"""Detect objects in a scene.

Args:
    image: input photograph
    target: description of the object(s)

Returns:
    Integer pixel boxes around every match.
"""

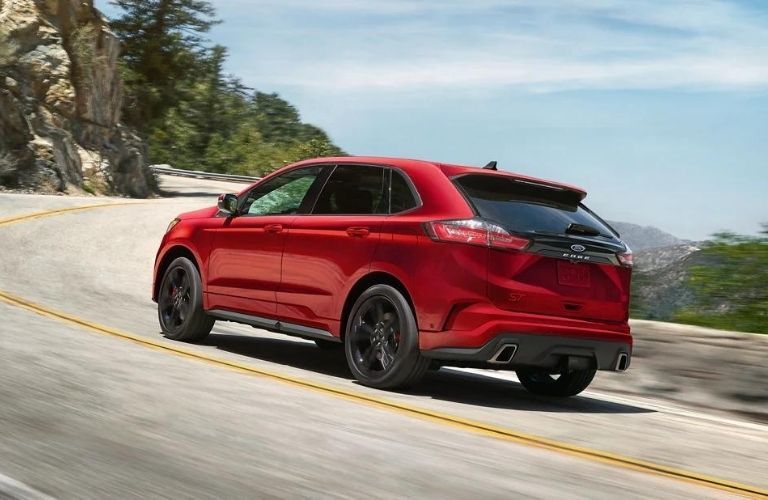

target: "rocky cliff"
[0,0,154,196]
[631,244,702,320]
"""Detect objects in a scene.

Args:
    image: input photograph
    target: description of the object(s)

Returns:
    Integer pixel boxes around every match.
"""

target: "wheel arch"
[339,271,417,339]
[153,245,202,301]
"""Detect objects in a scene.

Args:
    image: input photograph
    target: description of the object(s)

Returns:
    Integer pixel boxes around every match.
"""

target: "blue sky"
[98,0,768,240]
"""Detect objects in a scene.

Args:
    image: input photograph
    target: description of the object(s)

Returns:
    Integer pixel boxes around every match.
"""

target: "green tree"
[675,225,768,333]
[110,0,218,127]
[251,92,304,144]
[285,138,344,162]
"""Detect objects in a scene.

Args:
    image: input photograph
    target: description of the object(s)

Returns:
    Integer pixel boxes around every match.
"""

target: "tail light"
[424,219,530,251]
[617,250,633,267]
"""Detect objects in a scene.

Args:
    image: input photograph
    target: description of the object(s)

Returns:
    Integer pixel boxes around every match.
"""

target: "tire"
[344,284,429,390]
[157,257,214,342]
[315,339,343,350]
[516,367,596,397]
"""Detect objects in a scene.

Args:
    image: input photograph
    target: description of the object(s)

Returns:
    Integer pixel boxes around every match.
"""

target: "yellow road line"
[0,202,135,227]
[0,290,764,498]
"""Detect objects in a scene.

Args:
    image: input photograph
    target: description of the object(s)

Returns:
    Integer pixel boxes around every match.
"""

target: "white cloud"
[219,0,768,92]
[268,52,768,91]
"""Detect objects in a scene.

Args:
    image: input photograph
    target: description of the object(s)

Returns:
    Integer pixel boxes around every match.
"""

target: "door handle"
[346,227,370,237]
[264,224,283,234]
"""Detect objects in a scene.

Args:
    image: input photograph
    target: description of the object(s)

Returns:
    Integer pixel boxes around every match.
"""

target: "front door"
[207,165,328,317]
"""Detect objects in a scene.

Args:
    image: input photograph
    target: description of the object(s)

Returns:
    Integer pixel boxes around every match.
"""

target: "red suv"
[154,157,633,396]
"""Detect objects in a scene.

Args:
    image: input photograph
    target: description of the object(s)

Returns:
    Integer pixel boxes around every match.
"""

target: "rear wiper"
[566,223,601,236]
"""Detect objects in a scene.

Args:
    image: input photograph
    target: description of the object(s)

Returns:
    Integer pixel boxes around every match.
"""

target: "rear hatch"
[454,174,632,323]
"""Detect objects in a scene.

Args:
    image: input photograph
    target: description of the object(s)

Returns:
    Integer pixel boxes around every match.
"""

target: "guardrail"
[150,165,260,183]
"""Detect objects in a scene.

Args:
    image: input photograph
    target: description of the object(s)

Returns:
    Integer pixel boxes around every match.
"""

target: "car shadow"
[204,333,352,379]
[204,333,654,415]
[415,369,653,414]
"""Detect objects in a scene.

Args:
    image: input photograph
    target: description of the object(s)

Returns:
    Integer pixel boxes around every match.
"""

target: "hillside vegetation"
[674,229,768,334]
[109,0,344,177]
[631,228,768,334]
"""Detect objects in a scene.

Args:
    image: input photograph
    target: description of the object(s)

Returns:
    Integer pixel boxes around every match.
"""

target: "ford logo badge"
[570,244,586,253]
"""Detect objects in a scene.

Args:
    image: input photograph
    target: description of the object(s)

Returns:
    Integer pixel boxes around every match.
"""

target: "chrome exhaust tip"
[489,343,518,364]
[615,352,630,372]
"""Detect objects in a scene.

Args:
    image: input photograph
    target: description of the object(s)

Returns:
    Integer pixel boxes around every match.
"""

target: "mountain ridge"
[607,220,687,251]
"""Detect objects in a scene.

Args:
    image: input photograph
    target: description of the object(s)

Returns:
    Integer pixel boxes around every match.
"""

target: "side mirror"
[218,193,239,216]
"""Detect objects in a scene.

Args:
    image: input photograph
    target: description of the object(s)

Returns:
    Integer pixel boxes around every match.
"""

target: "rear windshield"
[454,174,617,239]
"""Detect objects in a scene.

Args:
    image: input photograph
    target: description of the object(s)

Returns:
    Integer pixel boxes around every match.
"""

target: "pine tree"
[110,0,219,128]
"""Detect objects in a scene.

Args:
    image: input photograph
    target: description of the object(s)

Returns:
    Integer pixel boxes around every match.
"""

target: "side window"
[313,165,387,215]
[241,166,324,216]
[389,170,418,213]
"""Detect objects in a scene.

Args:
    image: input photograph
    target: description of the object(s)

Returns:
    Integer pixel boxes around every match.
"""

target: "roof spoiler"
[464,160,587,200]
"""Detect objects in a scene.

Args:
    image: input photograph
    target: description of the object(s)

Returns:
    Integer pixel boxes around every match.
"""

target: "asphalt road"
[0,175,765,499]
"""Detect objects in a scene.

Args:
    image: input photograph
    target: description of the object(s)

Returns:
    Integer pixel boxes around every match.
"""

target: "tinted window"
[241,166,323,216]
[313,165,386,215]
[390,171,418,213]
[454,174,617,238]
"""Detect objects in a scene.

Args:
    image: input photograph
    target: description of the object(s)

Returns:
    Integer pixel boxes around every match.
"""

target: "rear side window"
[389,171,418,213]
[454,174,616,238]
[313,165,387,215]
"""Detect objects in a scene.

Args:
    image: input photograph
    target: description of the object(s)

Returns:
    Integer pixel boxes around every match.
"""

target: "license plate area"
[557,261,591,288]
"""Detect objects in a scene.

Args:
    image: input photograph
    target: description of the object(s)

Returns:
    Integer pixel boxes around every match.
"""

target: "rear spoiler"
[510,177,587,201]
[473,160,587,200]
[463,171,587,201]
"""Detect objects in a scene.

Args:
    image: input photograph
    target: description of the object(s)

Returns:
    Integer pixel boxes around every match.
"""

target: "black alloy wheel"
[345,284,429,390]
[350,296,401,374]
[158,257,214,342]
[159,266,191,329]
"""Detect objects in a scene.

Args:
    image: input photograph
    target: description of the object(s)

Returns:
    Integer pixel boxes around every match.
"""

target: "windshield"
[454,174,617,239]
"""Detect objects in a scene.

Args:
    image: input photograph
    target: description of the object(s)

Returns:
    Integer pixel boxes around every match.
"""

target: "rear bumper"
[418,303,631,371]
[422,333,631,371]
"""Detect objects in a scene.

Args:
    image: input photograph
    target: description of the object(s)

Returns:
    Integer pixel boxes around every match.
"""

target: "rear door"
[277,164,388,330]
[454,174,632,323]
[207,165,328,317]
